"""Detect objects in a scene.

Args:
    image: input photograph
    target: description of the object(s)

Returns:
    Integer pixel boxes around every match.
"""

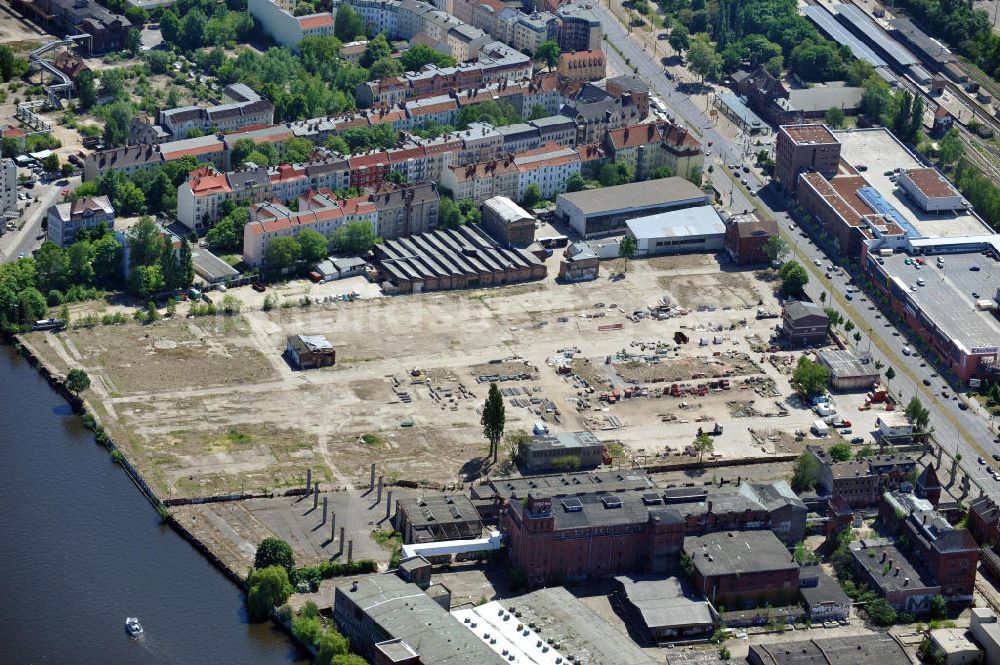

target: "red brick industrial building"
[498,472,806,585]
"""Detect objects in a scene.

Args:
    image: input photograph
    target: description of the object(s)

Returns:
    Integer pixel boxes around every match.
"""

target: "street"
[594,3,1000,497]
[0,176,75,264]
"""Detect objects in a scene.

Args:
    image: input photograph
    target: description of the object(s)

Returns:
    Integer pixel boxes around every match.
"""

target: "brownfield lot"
[24,253,886,499]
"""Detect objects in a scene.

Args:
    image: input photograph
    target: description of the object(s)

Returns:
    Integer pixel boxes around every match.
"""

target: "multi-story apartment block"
[604,120,703,180]
[158,84,274,140]
[46,196,115,247]
[499,123,542,154]
[367,180,440,239]
[248,0,335,50]
[177,166,272,231]
[243,190,377,266]
[441,156,519,203]
[511,11,558,53]
[0,158,16,216]
[515,141,581,201]
[558,48,606,81]
[555,3,602,52]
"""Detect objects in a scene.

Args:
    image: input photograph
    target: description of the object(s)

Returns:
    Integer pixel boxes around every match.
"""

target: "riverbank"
[0,343,309,664]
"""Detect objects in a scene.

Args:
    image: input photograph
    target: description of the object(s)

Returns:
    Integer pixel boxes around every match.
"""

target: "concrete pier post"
[370,463,376,489]
[306,468,312,493]
[377,475,384,504]
[385,490,394,521]
[348,540,353,563]
[339,527,345,554]
[313,485,319,509]
[322,496,328,525]
[331,512,337,541]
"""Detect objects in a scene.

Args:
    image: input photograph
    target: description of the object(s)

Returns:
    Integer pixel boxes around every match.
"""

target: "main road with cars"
[594,3,1000,496]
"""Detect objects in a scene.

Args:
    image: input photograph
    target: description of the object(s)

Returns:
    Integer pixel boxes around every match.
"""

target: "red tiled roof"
[348,152,391,169]
[190,173,232,197]
[271,164,306,183]
[559,49,605,64]
[299,13,334,29]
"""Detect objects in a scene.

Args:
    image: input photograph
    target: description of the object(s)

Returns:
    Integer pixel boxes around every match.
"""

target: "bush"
[291,615,323,646]
[255,537,295,571]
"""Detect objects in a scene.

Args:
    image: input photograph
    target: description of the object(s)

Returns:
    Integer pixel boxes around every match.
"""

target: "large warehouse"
[624,206,725,256]
[374,225,546,293]
[555,178,708,238]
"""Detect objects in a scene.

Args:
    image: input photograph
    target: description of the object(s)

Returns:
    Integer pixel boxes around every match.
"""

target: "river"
[0,345,309,665]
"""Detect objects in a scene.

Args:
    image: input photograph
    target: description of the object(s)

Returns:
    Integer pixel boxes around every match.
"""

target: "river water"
[0,346,308,665]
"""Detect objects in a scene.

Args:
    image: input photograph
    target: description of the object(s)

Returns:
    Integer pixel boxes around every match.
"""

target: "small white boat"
[125,617,144,637]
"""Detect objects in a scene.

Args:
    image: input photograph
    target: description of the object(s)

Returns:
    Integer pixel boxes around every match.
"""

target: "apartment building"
[604,120,703,180]
[367,180,440,239]
[46,196,115,247]
[158,84,274,140]
[243,190,377,266]
[177,166,272,232]
[514,141,581,201]
[247,0,335,50]
[558,49,606,81]
[441,156,519,203]
[554,3,602,52]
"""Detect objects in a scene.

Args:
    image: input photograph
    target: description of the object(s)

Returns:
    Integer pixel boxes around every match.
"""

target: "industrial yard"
[26,251,889,499]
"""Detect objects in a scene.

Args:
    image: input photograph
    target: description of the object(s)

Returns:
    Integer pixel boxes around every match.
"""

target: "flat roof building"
[190,245,240,284]
[748,634,911,665]
[724,211,778,265]
[775,123,841,191]
[285,334,335,370]
[684,530,800,606]
[453,588,657,665]
[334,574,507,665]
[393,494,483,544]
[624,206,725,257]
[520,430,604,471]
[555,178,708,238]
[816,349,879,391]
[898,167,968,212]
[781,300,828,347]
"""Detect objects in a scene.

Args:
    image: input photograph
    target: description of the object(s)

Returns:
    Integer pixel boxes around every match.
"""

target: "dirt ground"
[26,253,893,498]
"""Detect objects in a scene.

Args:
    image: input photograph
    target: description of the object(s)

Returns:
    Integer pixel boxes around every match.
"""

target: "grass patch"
[361,433,385,446]
[371,529,403,550]
[227,428,252,444]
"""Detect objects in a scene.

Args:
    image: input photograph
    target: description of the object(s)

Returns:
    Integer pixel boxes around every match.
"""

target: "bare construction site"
[25,253,886,503]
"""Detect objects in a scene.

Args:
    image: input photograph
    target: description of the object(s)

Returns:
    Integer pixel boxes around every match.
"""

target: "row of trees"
[262,221,381,270]
[70,156,200,216]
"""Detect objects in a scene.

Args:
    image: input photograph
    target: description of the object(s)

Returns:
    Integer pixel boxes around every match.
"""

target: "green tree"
[92,234,124,284]
[126,28,142,55]
[314,630,349,665]
[284,137,315,164]
[521,183,542,208]
[128,264,165,298]
[160,9,181,44]
[791,451,819,492]
[42,153,60,174]
[177,238,194,289]
[618,234,637,272]
[893,90,913,139]
[128,216,162,268]
[828,443,852,461]
[865,597,896,626]
[789,39,844,81]
[762,235,790,263]
[264,236,302,270]
[668,23,689,55]
[687,37,722,82]
[648,166,673,180]
[791,356,828,398]
[481,382,505,464]
[101,102,134,148]
[399,44,456,71]
[0,45,15,82]
[598,161,633,187]
[298,228,328,263]
[67,240,95,285]
[528,104,548,121]
[77,70,97,110]
[292,615,323,646]
[329,221,379,254]
[693,431,714,464]
[907,95,925,142]
[823,106,846,129]
[246,566,292,622]
[885,366,896,383]
[360,33,392,68]
[566,172,587,192]
[65,368,91,395]
[779,260,809,296]
[535,40,561,70]
[929,594,947,620]
[368,57,403,81]
[334,5,365,42]
[254,537,295,571]
[938,128,963,167]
